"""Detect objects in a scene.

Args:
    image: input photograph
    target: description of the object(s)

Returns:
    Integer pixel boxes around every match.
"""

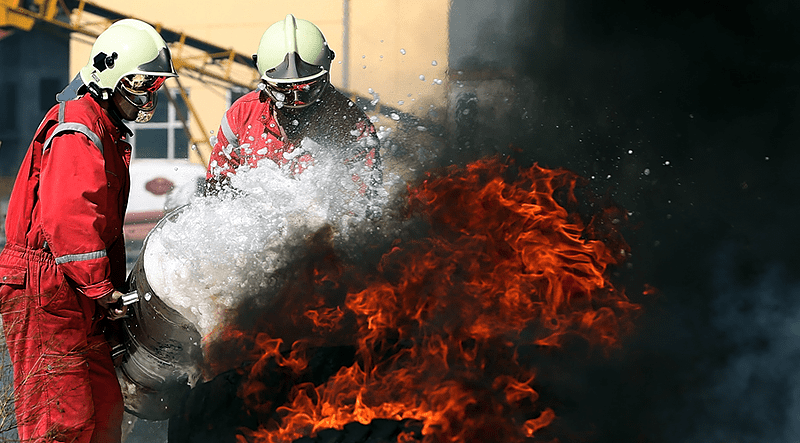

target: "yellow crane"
[0,0,260,165]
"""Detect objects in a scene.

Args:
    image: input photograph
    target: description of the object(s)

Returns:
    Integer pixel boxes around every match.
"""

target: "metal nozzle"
[111,343,127,360]
[110,291,140,311]
[120,291,140,306]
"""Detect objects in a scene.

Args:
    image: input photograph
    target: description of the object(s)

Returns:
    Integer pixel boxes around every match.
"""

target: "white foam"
[143,140,387,341]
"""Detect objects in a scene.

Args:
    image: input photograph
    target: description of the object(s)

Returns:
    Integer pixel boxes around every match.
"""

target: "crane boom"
[0,0,261,164]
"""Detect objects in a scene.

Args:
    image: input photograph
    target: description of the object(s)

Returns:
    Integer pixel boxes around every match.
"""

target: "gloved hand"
[97,290,128,320]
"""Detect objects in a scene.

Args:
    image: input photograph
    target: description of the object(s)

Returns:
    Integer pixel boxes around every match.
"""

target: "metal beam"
[1,0,259,88]
[1,0,257,168]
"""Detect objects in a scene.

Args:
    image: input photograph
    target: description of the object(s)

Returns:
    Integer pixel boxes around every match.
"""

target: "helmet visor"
[264,76,327,108]
[263,51,326,83]
[126,74,167,92]
[137,47,177,78]
[119,74,166,111]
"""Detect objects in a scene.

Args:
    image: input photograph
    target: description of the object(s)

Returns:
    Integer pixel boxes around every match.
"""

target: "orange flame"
[224,157,640,442]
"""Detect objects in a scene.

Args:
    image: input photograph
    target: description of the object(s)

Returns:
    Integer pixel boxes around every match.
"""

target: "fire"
[221,157,640,443]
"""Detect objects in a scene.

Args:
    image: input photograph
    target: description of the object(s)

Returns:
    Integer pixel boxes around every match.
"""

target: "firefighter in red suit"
[0,19,176,442]
[205,14,382,217]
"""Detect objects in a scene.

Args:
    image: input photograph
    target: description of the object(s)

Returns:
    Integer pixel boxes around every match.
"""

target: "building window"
[128,88,190,159]
[39,77,61,111]
[227,86,249,108]
[0,82,16,130]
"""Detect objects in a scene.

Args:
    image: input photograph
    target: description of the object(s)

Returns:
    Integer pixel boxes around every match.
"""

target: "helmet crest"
[254,14,335,84]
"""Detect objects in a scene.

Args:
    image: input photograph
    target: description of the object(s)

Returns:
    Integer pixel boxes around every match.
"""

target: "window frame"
[128,88,190,160]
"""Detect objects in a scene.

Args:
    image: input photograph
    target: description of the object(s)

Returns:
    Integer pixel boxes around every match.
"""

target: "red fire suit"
[0,94,129,442]
[206,85,381,199]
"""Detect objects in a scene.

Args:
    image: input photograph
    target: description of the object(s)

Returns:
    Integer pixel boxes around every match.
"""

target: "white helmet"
[80,19,177,122]
[253,14,335,108]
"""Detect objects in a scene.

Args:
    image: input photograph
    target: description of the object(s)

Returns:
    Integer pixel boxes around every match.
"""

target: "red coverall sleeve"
[206,110,242,180]
[39,132,116,299]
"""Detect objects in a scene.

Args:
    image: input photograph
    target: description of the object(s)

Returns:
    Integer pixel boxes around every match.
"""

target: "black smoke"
[471,1,800,442]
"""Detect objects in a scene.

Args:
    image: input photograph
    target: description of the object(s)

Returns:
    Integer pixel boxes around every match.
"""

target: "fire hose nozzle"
[111,291,140,310]
[110,343,126,360]
[120,291,139,306]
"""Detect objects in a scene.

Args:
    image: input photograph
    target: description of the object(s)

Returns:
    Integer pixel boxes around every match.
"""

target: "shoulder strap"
[43,102,104,154]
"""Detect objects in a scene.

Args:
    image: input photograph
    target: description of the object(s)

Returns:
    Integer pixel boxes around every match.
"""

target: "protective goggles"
[263,75,327,108]
[119,74,167,111]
